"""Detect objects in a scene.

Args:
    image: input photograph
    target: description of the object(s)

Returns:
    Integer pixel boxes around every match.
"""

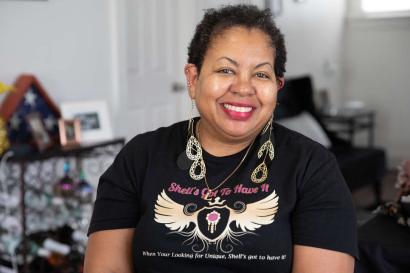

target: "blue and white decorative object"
[0,74,61,145]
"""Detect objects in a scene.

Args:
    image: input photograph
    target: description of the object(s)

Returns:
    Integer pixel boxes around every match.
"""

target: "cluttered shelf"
[6,138,125,162]
[0,138,125,273]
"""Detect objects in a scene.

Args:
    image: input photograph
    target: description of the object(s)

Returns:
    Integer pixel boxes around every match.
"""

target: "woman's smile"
[221,102,255,121]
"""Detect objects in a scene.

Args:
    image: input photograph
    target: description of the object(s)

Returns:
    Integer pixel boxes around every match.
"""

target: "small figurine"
[75,171,94,203]
[54,162,75,197]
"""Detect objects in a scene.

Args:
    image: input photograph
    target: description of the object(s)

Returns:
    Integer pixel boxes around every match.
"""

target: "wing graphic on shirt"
[154,190,198,232]
[229,190,279,231]
[154,189,279,253]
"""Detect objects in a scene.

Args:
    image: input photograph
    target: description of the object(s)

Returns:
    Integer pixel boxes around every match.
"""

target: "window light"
[362,0,410,13]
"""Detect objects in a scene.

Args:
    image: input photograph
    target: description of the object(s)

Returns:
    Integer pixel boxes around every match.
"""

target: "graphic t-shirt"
[88,119,358,273]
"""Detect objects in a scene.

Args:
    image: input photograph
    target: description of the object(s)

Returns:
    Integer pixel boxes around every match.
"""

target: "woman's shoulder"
[274,122,334,161]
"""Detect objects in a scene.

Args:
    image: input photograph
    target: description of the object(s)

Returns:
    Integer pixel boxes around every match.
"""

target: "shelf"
[7,138,125,162]
[0,138,125,272]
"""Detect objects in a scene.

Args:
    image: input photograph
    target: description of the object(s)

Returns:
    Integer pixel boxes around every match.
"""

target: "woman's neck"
[196,119,256,157]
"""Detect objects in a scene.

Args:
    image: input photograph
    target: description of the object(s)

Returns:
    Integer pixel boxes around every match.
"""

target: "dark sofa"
[275,76,386,205]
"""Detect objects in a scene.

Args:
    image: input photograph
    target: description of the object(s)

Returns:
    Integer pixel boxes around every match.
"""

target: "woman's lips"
[221,103,255,121]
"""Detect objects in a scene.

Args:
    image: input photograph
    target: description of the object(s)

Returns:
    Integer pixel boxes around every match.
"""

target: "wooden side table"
[320,110,375,147]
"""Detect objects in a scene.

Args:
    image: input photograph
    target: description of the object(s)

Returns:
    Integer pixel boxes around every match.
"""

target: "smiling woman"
[185,27,281,154]
[84,4,357,273]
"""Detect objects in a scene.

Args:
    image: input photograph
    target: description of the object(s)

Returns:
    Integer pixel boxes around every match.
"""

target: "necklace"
[196,120,256,200]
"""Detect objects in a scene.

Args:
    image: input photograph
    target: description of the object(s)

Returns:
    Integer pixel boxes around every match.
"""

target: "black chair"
[275,75,386,205]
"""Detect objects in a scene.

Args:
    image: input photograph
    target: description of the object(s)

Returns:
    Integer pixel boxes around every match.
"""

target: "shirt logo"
[154,190,279,253]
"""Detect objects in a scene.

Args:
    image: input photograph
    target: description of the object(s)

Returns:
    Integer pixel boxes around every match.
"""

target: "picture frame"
[60,100,113,143]
[58,118,81,148]
[26,112,53,151]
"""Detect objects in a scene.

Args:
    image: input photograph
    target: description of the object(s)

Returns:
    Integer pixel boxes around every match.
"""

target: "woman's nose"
[231,76,255,96]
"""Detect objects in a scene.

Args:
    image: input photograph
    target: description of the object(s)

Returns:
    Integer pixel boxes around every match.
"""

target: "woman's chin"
[219,125,259,141]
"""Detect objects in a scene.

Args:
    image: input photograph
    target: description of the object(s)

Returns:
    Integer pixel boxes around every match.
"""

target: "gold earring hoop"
[187,100,194,136]
[186,100,206,181]
[251,116,274,184]
[185,67,191,87]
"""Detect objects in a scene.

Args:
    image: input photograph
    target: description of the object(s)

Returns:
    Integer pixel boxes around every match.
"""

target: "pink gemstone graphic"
[207,211,220,222]
[206,210,221,234]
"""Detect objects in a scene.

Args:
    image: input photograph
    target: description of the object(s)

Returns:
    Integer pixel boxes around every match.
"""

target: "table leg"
[348,119,355,146]
[368,116,375,147]
[19,161,28,273]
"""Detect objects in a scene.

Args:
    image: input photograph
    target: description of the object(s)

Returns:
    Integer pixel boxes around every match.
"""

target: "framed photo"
[58,119,81,148]
[60,100,113,143]
[26,112,53,151]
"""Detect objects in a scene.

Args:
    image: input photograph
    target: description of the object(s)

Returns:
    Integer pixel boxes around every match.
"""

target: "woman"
[84,5,357,273]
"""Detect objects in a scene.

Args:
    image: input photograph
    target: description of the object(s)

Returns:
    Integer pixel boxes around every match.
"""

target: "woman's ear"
[184,63,198,99]
[277,77,285,91]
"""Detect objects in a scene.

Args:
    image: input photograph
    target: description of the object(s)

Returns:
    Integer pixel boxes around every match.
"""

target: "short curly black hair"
[187,4,286,77]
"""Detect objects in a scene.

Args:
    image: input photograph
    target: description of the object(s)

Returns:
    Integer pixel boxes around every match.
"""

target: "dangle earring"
[185,100,206,180]
[251,116,275,184]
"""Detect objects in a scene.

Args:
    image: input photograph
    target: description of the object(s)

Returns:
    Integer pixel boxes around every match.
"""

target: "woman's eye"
[256,72,270,79]
[218,68,234,74]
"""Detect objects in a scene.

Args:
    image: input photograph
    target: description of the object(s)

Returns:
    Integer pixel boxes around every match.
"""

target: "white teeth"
[223,103,253,113]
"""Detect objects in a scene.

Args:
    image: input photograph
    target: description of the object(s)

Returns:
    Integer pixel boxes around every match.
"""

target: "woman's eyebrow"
[217,56,238,66]
[255,62,273,70]
[217,57,273,70]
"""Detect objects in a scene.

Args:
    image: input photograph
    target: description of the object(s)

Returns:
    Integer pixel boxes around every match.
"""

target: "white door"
[119,0,262,139]
[123,0,189,137]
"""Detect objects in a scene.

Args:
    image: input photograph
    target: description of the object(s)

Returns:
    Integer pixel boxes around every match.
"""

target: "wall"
[0,0,118,186]
[343,0,410,167]
[0,0,115,113]
[274,0,346,105]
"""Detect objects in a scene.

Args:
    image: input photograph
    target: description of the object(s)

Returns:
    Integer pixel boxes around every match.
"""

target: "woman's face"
[186,26,283,143]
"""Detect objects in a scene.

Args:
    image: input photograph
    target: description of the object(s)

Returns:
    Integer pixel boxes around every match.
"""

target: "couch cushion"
[333,147,386,191]
[277,111,332,148]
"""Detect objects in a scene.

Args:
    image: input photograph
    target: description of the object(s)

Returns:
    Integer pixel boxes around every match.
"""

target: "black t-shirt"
[88,119,358,273]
